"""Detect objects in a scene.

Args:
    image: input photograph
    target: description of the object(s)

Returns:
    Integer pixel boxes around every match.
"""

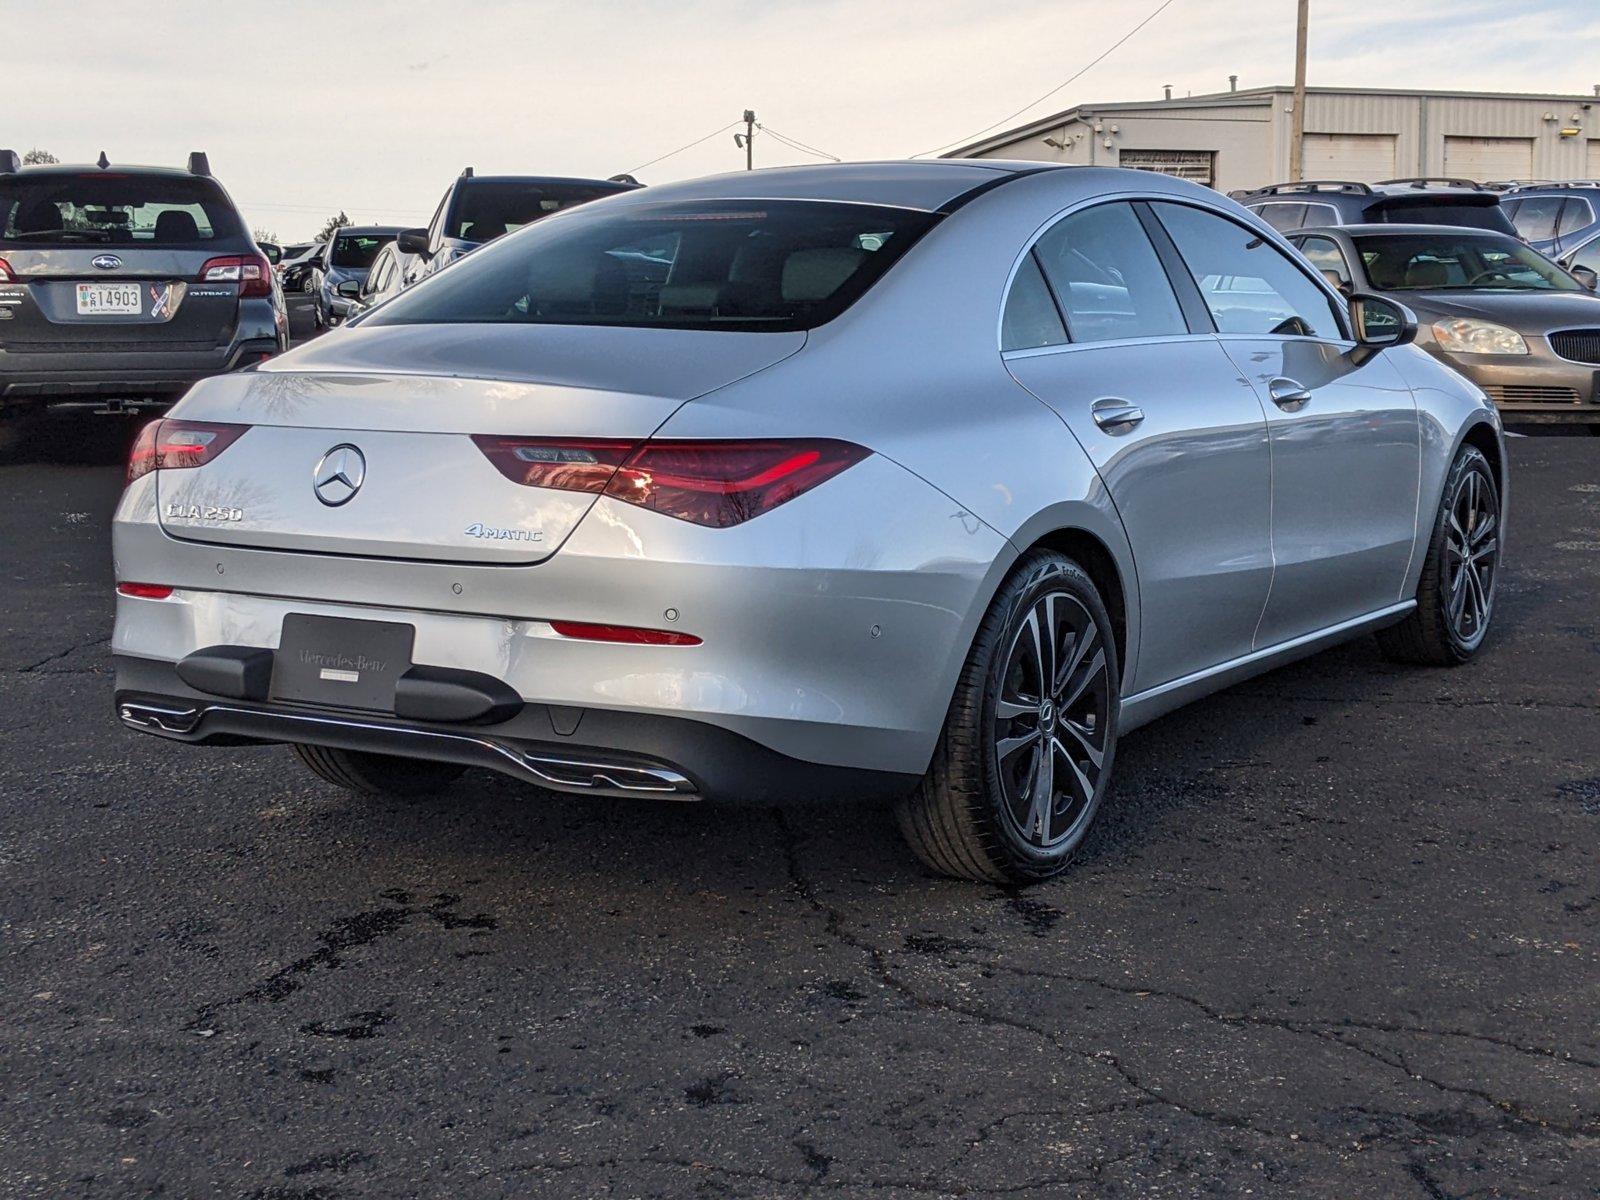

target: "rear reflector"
[117,582,174,600]
[473,437,869,528]
[197,253,272,298]
[127,418,249,484]
[549,620,702,646]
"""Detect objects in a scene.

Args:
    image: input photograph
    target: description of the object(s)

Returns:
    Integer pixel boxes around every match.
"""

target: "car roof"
[458,175,638,189]
[4,163,217,180]
[571,160,1070,213]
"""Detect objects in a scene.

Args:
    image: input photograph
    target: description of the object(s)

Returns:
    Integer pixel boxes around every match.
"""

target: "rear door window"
[1031,202,1188,343]
[1296,235,1352,288]
[1153,202,1344,339]
[367,198,938,333]
[0,172,239,245]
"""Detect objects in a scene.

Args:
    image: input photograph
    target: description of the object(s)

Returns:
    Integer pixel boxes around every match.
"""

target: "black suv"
[0,150,286,424]
[397,169,639,286]
[1238,178,1518,237]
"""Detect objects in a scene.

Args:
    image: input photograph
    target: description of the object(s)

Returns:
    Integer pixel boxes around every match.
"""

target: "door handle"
[1268,377,1313,411]
[1091,397,1145,434]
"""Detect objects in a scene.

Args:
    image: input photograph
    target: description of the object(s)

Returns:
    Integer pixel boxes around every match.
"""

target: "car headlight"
[1431,318,1529,355]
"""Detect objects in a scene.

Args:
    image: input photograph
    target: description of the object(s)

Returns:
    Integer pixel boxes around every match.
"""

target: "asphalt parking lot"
[1,433,1597,1199]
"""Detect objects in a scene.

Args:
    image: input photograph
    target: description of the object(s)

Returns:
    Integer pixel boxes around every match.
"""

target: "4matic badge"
[464,523,543,542]
[165,503,244,522]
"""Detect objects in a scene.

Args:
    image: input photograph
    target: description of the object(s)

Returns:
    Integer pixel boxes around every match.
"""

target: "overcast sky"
[9,0,1600,241]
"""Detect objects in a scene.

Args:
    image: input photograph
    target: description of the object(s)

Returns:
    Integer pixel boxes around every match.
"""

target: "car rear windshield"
[1369,198,1513,233]
[330,232,397,268]
[368,199,940,333]
[0,172,242,245]
[1353,233,1582,292]
[447,181,631,242]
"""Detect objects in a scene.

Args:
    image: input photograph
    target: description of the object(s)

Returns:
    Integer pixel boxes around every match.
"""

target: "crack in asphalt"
[186,889,497,1031]
[772,809,1600,1168]
[771,811,1338,1156]
[14,634,110,674]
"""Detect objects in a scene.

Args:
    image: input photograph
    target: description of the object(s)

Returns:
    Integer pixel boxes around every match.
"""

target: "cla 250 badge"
[165,503,245,522]
[465,522,542,542]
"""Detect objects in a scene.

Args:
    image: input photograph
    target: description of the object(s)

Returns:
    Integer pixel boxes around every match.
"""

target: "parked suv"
[1500,182,1600,258]
[0,150,286,424]
[314,226,403,326]
[397,170,639,285]
[1240,179,1518,237]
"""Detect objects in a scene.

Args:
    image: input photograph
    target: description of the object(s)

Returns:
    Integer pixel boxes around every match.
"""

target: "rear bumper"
[0,338,281,406]
[114,654,918,804]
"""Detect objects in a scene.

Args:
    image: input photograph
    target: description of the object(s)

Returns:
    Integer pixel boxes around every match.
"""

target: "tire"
[896,551,1119,884]
[1376,444,1501,666]
[292,744,465,797]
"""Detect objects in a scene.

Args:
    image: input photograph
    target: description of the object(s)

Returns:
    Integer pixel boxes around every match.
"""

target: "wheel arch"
[1458,418,1504,498]
[1019,526,1131,689]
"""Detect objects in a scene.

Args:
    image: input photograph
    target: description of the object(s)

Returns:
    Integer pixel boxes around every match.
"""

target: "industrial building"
[947,84,1600,192]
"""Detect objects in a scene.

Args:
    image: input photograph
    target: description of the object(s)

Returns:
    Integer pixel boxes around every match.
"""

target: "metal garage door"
[1589,140,1600,178]
[1119,149,1215,186]
[1443,136,1534,183]
[1302,133,1396,181]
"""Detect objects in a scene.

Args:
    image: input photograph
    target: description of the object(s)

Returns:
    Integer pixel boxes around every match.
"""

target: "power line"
[625,121,742,175]
[758,124,841,163]
[913,0,1182,158]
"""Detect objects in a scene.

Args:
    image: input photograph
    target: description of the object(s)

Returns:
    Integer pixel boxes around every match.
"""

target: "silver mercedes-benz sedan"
[112,161,1506,884]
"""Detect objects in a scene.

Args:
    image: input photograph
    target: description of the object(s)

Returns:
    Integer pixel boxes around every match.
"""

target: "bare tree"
[22,148,59,165]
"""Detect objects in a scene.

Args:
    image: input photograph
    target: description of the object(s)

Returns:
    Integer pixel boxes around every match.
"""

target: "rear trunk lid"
[0,245,238,351]
[156,323,805,565]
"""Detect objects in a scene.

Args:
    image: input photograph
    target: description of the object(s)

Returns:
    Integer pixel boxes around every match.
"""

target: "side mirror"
[1349,292,1418,347]
[336,279,362,298]
[396,228,431,258]
[1571,264,1599,292]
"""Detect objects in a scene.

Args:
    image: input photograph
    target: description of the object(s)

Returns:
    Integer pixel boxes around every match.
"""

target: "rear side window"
[1001,256,1068,351]
[1557,197,1594,239]
[1509,196,1562,241]
[1297,235,1352,287]
[367,199,938,333]
[1031,202,1187,343]
[1153,202,1343,338]
[0,172,240,245]
[1253,203,1306,233]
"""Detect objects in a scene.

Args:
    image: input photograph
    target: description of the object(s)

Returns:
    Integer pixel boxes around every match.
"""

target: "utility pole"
[1289,0,1309,181]
[734,109,757,170]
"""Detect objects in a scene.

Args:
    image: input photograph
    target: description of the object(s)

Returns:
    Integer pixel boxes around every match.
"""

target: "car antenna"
[97,151,110,170]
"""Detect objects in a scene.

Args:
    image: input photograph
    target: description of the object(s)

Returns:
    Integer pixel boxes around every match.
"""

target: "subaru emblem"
[91,254,123,271]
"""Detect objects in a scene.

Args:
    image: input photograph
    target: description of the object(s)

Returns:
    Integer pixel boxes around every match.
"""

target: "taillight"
[127,418,249,484]
[472,437,868,528]
[549,620,701,646]
[471,436,635,493]
[0,257,13,282]
[198,254,272,298]
[117,582,174,600]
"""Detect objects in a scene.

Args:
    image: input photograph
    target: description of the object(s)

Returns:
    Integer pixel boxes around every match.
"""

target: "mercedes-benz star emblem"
[312,444,366,507]
[91,254,123,271]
